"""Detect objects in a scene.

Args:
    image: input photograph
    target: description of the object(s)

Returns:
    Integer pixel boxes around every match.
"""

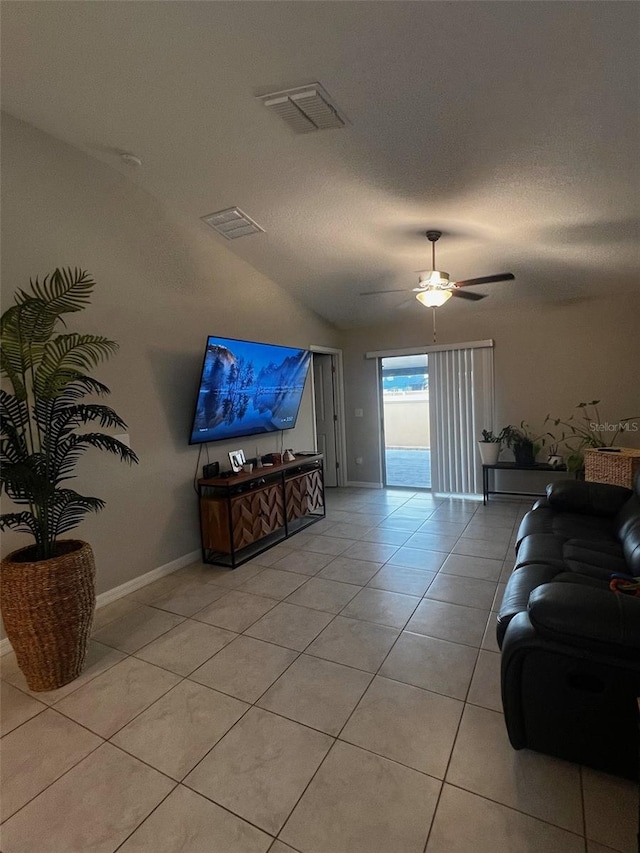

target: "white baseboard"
[0,549,201,657]
[346,481,383,489]
[433,492,483,501]
[95,549,201,609]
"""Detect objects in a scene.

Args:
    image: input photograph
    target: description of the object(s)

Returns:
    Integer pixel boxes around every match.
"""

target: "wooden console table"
[482,461,571,505]
[198,454,325,567]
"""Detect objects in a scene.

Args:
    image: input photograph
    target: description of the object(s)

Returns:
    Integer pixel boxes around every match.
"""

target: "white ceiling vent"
[257,84,347,133]
[201,207,264,240]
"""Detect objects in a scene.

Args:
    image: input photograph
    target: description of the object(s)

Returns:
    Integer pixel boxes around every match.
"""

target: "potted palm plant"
[0,268,138,691]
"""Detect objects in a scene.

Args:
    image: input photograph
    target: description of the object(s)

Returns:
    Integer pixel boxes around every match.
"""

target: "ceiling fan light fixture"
[416,289,452,308]
[419,270,450,287]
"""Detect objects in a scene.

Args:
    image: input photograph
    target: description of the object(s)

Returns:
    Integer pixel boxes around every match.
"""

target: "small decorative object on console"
[546,442,564,469]
[203,462,220,479]
[228,449,245,472]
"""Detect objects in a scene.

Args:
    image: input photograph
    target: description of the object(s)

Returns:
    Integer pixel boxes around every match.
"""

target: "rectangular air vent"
[257,83,347,134]
[201,207,264,240]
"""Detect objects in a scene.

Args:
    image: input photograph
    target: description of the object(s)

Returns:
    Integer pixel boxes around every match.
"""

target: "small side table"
[482,462,570,505]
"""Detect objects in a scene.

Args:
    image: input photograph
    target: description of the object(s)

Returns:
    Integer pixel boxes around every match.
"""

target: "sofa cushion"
[496,561,612,649]
[546,479,633,517]
[562,540,628,580]
[516,508,615,549]
[515,534,566,569]
[552,571,611,589]
[516,534,628,580]
[527,583,640,658]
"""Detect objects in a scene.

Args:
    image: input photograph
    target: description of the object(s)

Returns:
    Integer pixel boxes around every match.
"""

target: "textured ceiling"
[2,1,639,328]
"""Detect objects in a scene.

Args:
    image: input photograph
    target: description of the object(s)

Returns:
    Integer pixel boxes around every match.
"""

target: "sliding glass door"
[371,341,495,495]
[380,354,431,489]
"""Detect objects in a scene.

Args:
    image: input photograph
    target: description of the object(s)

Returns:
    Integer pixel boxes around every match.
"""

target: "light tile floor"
[1,488,638,853]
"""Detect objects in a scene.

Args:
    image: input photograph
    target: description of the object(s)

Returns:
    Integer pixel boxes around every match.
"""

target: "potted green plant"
[546,401,639,474]
[0,268,138,691]
[477,428,504,466]
[501,422,553,467]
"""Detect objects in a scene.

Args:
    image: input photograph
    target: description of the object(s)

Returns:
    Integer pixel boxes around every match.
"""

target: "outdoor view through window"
[381,354,430,488]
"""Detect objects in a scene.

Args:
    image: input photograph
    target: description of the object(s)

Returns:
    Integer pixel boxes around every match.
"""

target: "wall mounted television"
[189,335,312,444]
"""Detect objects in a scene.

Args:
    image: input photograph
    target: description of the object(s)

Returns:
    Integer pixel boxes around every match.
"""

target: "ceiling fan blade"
[454,273,515,287]
[360,288,408,296]
[451,289,486,301]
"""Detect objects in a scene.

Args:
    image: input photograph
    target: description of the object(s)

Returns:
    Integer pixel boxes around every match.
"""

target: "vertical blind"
[429,344,494,495]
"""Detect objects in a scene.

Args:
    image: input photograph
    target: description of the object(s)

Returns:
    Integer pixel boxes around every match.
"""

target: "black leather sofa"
[497,473,640,779]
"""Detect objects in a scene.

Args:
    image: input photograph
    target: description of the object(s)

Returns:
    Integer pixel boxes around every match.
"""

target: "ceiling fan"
[361,231,515,307]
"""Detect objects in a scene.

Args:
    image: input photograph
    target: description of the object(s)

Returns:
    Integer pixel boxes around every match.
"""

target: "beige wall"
[3,112,639,602]
[0,114,339,597]
[339,300,640,485]
[383,394,431,448]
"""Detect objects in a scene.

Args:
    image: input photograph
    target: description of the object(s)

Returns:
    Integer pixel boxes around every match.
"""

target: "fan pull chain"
[432,307,437,343]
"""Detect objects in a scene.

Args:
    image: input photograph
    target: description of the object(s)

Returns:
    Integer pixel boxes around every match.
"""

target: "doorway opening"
[380,354,431,489]
[312,351,340,487]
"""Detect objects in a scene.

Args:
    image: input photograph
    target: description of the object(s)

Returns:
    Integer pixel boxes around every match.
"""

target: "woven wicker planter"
[1,540,96,692]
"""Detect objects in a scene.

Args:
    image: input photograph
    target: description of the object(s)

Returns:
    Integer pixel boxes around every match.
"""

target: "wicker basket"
[584,447,640,489]
[1,540,96,691]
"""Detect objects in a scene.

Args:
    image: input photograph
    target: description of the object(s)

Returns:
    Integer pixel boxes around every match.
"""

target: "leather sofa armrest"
[496,564,559,648]
[546,479,632,517]
[527,583,640,658]
[531,497,549,510]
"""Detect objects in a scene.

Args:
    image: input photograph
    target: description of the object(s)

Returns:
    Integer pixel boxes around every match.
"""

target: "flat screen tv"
[189,335,312,444]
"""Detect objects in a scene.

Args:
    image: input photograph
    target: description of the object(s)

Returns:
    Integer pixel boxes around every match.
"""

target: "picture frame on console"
[228,449,245,473]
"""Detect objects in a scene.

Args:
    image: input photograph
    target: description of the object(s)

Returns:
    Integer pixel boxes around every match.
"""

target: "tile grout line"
[0,726,106,826]
[425,780,592,846]
[111,779,180,853]
[163,503,434,844]
[579,765,589,851]
[4,591,282,827]
[3,492,601,848]
[306,503,485,849]
[170,587,363,842]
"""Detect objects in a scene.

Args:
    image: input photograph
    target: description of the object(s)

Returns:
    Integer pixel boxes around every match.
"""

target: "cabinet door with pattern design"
[231,485,285,548]
[285,470,325,521]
